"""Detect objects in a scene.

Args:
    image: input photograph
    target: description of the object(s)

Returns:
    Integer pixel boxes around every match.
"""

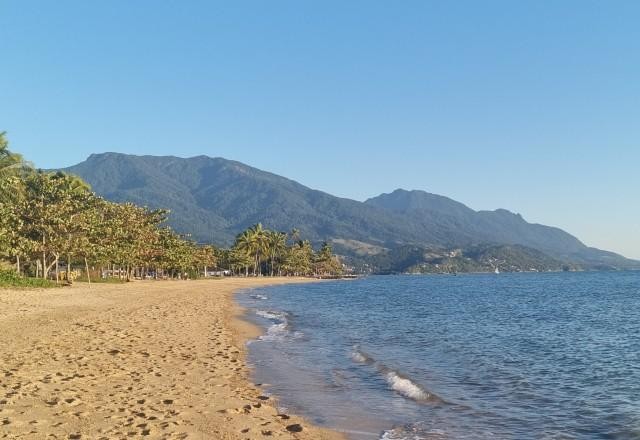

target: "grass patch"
[0,270,58,289]
[74,276,127,284]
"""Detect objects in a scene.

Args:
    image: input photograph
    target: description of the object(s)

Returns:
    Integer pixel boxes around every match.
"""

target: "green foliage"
[0,270,57,288]
[74,276,126,284]
[226,226,341,277]
[0,134,221,282]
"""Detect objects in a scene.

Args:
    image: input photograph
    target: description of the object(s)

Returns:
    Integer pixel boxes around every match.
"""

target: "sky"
[1,1,639,258]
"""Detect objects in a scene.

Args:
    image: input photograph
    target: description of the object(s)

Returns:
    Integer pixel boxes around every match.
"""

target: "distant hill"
[363,243,577,274]
[60,153,639,271]
[365,189,633,268]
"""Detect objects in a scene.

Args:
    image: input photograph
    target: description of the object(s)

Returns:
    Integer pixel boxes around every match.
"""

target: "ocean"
[237,272,640,439]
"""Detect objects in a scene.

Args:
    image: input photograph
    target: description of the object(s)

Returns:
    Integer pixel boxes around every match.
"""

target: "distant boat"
[494,267,500,274]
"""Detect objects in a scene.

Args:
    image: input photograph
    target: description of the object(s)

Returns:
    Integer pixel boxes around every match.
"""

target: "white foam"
[255,309,303,342]
[380,426,446,440]
[380,431,424,440]
[385,371,429,401]
[351,351,368,363]
[256,310,286,320]
[251,293,268,300]
[266,322,288,336]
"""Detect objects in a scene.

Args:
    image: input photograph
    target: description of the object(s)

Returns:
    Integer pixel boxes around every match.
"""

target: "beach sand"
[0,278,345,440]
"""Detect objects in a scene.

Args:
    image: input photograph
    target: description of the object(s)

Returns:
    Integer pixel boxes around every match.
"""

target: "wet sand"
[0,278,345,440]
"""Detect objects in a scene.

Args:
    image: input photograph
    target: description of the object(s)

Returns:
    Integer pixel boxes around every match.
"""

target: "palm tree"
[314,241,341,276]
[234,230,254,276]
[266,230,287,276]
[0,132,31,204]
[248,223,268,276]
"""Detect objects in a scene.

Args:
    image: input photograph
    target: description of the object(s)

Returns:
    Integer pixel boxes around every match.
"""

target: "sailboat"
[494,267,500,274]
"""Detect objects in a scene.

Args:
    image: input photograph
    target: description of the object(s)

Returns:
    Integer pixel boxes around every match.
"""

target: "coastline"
[0,278,344,440]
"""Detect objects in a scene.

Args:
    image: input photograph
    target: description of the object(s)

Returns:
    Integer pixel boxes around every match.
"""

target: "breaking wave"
[385,371,431,401]
[351,348,441,403]
[256,309,286,320]
[380,425,445,440]
[256,309,302,342]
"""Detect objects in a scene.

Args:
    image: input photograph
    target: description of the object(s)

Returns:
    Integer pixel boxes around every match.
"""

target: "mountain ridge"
[59,152,638,270]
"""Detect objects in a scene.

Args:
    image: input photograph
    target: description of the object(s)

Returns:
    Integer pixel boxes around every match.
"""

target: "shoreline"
[0,278,345,439]
[233,280,389,440]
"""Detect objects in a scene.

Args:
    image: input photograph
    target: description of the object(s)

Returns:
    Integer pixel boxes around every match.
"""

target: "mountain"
[60,153,638,270]
[365,189,632,268]
[61,153,422,247]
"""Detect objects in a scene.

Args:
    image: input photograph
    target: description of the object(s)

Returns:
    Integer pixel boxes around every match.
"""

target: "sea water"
[237,272,640,439]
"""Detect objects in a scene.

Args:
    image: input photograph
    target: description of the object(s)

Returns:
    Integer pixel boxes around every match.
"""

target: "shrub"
[0,270,57,288]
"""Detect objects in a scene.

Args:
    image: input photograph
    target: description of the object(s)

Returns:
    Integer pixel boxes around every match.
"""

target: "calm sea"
[237,272,640,439]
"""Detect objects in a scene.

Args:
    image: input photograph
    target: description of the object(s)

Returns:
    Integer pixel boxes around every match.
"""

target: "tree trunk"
[16,255,20,277]
[85,257,91,285]
[67,253,72,282]
[55,257,59,284]
[45,257,57,281]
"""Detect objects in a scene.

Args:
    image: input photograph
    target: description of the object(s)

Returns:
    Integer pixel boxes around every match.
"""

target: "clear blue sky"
[1,1,639,258]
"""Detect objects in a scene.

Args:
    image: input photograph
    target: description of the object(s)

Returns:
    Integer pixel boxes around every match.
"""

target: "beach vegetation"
[227,227,342,277]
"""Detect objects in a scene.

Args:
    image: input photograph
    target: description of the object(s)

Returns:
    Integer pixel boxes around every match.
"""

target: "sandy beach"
[0,278,345,440]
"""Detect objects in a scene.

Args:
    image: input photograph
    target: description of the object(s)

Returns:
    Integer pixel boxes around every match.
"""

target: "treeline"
[0,133,341,283]
[222,223,342,277]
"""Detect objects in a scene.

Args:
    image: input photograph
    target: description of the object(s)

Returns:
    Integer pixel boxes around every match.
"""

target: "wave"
[380,427,442,440]
[351,348,442,403]
[351,348,375,364]
[256,309,302,342]
[385,371,432,401]
[380,430,424,440]
[250,293,268,300]
[256,309,286,320]
[262,322,289,340]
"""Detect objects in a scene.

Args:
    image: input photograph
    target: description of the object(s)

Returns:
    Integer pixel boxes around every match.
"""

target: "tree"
[0,132,31,203]
[0,177,27,274]
[233,230,254,276]
[57,174,93,282]
[19,172,82,281]
[195,245,217,277]
[314,242,342,276]
[282,240,314,276]
[224,247,251,276]
[248,223,268,275]
[266,230,287,276]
